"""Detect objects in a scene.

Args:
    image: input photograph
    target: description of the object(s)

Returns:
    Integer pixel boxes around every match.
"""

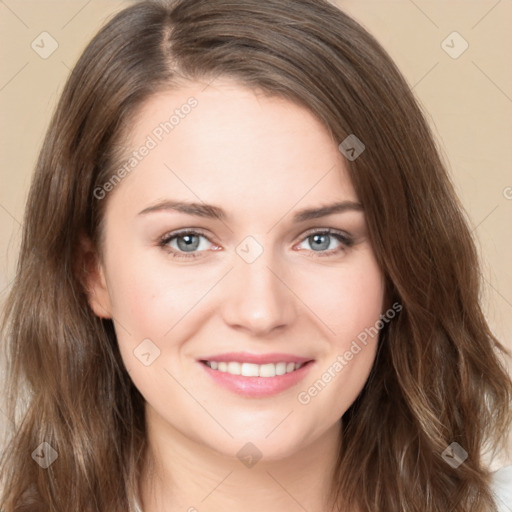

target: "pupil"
[311,234,329,251]
[177,234,199,252]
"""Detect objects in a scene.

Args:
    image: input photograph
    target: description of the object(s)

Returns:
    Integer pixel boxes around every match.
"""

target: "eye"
[295,229,354,256]
[159,229,217,259]
[159,228,354,260]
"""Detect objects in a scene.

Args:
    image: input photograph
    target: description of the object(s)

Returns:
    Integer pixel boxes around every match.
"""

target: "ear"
[77,235,113,319]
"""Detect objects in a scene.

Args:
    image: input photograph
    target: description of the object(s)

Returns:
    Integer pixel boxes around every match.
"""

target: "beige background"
[1,1,511,460]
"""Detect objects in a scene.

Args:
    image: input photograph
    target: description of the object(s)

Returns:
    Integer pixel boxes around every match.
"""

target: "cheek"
[104,250,223,375]
[293,252,384,413]
[298,340,378,423]
[334,264,384,344]
[294,251,385,343]
[105,248,212,332]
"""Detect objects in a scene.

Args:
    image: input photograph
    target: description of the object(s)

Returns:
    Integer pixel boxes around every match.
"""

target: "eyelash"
[159,228,354,260]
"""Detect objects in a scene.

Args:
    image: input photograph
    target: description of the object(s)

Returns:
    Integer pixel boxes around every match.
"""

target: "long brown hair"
[1,1,511,510]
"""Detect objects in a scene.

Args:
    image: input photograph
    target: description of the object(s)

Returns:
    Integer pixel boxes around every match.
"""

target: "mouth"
[201,360,307,377]
[197,353,315,397]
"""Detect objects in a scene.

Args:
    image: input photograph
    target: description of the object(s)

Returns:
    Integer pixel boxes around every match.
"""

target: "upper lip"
[199,352,313,365]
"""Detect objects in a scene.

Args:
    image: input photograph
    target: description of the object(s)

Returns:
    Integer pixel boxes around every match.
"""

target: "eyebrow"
[138,199,363,222]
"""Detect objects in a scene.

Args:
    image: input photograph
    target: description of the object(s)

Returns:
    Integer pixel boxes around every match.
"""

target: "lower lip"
[199,361,314,397]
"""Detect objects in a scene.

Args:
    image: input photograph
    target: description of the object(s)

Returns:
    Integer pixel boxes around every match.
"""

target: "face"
[86,79,385,461]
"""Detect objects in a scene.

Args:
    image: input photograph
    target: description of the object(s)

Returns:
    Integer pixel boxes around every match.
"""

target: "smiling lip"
[198,352,315,397]
[199,352,312,365]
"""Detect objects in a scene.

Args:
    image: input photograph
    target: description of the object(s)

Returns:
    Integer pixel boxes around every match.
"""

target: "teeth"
[259,363,275,377]
[205,360,305,377]
[227,362,241,375]
[241,362,259,377]
[275,362,287,375]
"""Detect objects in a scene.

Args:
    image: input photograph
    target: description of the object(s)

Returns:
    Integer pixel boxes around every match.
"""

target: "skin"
[84,79,385,512]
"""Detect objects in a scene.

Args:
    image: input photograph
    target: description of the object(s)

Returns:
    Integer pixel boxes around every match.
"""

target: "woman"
[1,0,511,510]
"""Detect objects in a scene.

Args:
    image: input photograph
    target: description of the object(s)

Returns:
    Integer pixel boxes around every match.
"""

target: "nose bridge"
[221,239,296,334]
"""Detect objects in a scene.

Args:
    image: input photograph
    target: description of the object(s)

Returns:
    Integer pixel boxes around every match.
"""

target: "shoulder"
[490,464,512,512]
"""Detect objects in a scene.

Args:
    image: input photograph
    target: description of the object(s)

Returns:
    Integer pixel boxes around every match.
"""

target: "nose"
[221,249,297,336]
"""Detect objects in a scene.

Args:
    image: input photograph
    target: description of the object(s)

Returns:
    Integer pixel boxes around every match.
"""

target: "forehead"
[108,79,358,217]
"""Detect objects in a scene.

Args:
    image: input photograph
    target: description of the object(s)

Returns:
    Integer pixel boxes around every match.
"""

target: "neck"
[138,404,343,512]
